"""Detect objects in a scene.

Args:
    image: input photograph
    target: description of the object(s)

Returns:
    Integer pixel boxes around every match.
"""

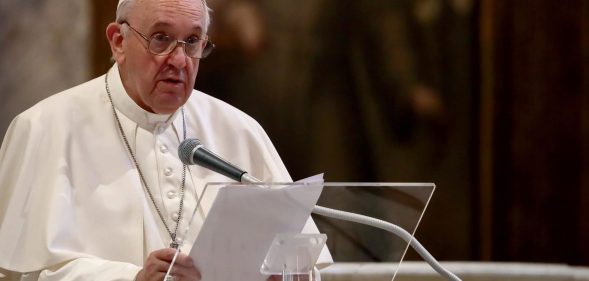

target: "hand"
[135,248,201,281]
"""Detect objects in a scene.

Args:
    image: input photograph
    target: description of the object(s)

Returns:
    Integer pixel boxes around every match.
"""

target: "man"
[0,0,330,280]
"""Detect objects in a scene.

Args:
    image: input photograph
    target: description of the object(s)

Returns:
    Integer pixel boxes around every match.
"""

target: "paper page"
[188,175,324,281]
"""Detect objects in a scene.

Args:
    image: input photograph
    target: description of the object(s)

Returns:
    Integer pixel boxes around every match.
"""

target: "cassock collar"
[107,64,180,132]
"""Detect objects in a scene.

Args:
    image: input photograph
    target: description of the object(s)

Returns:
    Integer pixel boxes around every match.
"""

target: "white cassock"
[0,65,331,280]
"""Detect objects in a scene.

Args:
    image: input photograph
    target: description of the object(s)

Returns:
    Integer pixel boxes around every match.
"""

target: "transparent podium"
[184,181,435,281]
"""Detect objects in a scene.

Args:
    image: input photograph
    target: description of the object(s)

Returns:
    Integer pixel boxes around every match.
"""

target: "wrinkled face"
[114,0,207,114]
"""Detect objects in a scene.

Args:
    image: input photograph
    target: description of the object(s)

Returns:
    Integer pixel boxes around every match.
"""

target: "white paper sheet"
[188,175,324,281]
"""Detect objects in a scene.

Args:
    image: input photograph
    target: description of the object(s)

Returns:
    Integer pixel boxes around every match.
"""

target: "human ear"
[106,22,125,64]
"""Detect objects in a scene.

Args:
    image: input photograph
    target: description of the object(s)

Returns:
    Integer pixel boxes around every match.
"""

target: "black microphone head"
[178,138,201,165]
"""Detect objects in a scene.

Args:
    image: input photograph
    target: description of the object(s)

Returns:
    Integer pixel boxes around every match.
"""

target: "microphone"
[178,138,261,183]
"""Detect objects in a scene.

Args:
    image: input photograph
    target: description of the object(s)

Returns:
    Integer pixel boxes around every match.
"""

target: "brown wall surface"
[481,0,589,264]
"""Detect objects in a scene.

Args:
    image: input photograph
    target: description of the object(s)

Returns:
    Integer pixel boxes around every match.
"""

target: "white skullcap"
[116,0,210,29]
[118,0,209,11]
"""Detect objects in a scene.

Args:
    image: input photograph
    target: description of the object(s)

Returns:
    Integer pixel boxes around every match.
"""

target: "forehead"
[132,0,206,30]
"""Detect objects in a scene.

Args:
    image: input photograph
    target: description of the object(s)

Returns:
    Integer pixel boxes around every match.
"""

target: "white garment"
[0,65,331,280]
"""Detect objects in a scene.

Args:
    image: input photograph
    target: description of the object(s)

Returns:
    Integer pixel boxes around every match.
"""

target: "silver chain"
[105,72,187,249]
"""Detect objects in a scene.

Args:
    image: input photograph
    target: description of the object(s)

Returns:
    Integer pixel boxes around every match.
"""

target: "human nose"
[166,42,188,68]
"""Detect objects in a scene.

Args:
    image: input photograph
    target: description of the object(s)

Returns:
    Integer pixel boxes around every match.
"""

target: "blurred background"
[1,0,588,266]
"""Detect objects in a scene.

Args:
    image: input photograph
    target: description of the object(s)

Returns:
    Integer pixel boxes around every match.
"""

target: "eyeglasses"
[121,21,215,59]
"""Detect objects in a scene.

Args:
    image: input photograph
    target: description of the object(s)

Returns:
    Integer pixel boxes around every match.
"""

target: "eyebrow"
[148,21,203,35]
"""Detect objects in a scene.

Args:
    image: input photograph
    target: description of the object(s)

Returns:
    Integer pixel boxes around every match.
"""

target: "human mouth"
[162,77,183,84]
[159,77,185,88]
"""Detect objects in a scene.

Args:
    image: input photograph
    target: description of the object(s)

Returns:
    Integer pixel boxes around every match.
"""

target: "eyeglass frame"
[119,21,215,59]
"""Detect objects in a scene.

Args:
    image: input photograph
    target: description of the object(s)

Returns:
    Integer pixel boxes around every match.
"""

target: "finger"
[170,263,201,281]
[173,253,195,267]
[142,249,186,281]
[144,254,177,276]
[143,272,165,281]
[150,248,179,262]
[143,248,178,273]
[143,258,172,276]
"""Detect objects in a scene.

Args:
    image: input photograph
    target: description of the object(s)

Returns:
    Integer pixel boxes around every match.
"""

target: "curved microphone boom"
[178,138,261,183]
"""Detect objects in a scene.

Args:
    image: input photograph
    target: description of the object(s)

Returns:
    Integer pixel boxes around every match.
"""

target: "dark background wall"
[479,0,589,264]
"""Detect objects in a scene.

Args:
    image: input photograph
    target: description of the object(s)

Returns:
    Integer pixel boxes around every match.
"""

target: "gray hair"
[116,0,212,33]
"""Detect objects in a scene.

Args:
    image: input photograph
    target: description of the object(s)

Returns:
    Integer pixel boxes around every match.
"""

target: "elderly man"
[0,0,330,280]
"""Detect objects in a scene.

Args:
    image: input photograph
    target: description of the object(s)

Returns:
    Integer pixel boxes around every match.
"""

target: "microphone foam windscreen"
[178,138,201,165]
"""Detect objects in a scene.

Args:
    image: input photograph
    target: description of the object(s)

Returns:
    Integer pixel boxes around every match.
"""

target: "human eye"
[149,33,174,54]
[186,35,201,45]
[152,33,172,43]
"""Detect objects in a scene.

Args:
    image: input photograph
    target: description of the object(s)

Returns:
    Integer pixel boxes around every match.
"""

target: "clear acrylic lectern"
[184,181,435,281]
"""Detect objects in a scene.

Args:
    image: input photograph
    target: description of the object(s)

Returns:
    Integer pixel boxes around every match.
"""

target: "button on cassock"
[164,168,173,176]
[160,145,169,153]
